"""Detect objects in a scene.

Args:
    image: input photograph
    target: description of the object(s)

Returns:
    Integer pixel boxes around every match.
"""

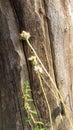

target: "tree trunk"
[0,0,73,130]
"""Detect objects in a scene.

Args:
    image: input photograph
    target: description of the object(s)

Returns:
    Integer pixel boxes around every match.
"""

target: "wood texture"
[0,0,73,130]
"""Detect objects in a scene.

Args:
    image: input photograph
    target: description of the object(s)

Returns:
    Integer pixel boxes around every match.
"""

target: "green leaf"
[24,103,30,109]
[34,126,46,130]
[32,61,38,66]
[34,127,40,130]
[26,94,31,98]
[36,121,44,125]
[21,96,24,99]
[24,81,29,87]
[34,128,45,130]
[27,99,33,102]
[25,118,31,123]
[30,110,37,115]
[26,88,31,93]
[39,128,45,130]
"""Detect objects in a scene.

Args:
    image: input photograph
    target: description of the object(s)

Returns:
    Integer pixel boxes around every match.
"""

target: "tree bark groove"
[0,0,73,130]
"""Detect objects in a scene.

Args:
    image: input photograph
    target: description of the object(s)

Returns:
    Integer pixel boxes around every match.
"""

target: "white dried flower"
[28,56,38,66]
[34,65,43,74]
[28,56,36,61]
[28,56,43,74]
[20,30,30,40]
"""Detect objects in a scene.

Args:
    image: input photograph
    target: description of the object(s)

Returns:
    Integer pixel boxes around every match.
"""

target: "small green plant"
[22,80,45,130]
[20,30,73,130]
[28,55,53,130]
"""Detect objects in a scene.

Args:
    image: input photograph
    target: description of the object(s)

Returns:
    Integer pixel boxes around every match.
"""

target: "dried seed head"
[28,56,38,66]
[28,56,43,74]
[34,65,43,74]
[20,30,30,40]
[28,56,36,61]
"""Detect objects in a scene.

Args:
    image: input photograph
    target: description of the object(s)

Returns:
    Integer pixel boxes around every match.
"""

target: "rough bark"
[0,0,73,130]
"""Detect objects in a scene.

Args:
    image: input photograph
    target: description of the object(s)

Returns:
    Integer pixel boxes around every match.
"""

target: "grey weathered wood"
[0,1,30,130]
[0,0,73,130]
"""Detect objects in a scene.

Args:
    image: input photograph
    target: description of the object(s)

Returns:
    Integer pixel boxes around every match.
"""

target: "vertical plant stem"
[22,88,36,128]
[30,112,36,124]
[37,72,53,130]
[41,75,58,101]
[26,39,73,130]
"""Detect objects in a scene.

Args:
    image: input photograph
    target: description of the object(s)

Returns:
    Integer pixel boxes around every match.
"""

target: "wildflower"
[28,56,36,61]
[28,56,43,74]
[34,65,43,74]
[28,56,38,66]
[20,30,30,40]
